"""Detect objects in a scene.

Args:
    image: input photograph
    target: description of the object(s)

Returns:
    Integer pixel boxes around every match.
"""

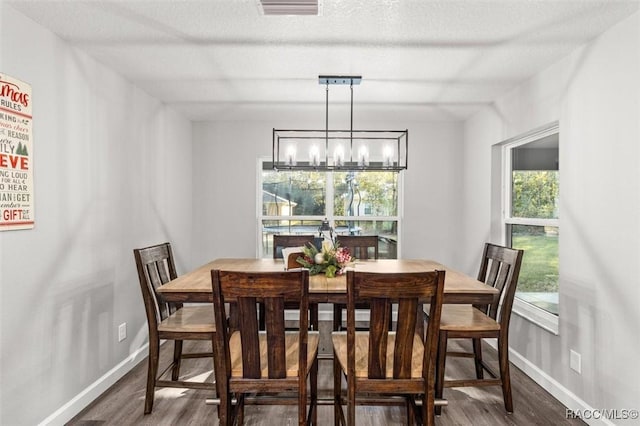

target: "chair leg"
[299,368,307,426]
[311,357,318,425]
[218,386,229,425]
[435,331,448,416]
[498,335,514,412]
[212,342,220,420]
[171,339,183,380]
[237,393,245,426]
[406,397,414,426]
[472,337,484,379]
[219,397,230,426]
[310,303,319,331]
[144,337,160,414]
[333,304,343,331]
[214,338,231,426]
[333,350,342,426]
[347,373,355,426]
[426,367,436,426]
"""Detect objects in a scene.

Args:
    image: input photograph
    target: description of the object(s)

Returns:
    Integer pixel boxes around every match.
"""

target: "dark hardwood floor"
[68,323,584,425]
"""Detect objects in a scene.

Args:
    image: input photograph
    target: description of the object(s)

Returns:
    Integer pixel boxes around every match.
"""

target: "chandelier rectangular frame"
[272,75,408,172]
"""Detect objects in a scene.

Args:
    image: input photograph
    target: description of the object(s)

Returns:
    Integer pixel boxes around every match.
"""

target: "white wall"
[0,6,193,425]
[461,12,640,419]
[6,1,637,423]
[192,119,464,268]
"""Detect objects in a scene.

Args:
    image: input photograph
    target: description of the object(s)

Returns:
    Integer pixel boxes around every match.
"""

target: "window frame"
[501,122,560,335]
[257,158,403,259]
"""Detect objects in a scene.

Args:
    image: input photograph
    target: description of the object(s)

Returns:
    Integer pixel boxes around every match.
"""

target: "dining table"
[156,258,499,305]
[156,257,499,409]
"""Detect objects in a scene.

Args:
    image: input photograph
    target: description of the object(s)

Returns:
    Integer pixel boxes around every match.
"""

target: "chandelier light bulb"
[309,145,320,167]
[383,145,394,167]
[358,145,369,167]
[286,145,297,166]
[333,145,345,167]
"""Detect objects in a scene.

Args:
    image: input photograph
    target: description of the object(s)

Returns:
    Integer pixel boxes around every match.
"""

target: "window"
[259,161,401,259]
[502,123,559,333]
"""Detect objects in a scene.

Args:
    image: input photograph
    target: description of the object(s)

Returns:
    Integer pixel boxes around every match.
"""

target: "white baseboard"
[38,344,149,426]
[485,340,613,426]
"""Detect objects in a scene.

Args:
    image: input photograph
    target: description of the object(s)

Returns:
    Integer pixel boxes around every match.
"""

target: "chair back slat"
[156,259,171,286]
[393,298,419,379]
[144,262,171,322]
[485,258,501,288]
[493,262,511,310]
[236,297,262,378]
[336,235,379,260]
[367,298,391,378]
[265,297,287,379]
[212,270,309,381]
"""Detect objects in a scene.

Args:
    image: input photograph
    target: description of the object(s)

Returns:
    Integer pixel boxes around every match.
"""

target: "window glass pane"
[333,171,398,216]
[512,224,559,315]
[334,220,398,259]
[262,170,326,216]
[510,137,559,220]
[512,171,559,219]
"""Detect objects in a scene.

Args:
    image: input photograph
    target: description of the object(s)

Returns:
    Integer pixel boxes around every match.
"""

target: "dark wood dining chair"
[333,235,379,331]
[332,270,445,426]
[133,242,216,415]
[272,234,316,259]
[435,243,524,414]
[211,269,319,426]
[335,234,379,260]
[270,234,318,331]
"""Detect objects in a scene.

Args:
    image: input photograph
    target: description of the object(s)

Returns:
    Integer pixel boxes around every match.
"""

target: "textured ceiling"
[7,0,639,121]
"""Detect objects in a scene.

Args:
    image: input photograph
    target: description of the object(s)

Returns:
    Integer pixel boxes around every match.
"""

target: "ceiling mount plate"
[318,75,362,85]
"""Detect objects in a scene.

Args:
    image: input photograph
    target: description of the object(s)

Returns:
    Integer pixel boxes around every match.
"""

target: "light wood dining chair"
[435,243,524,414]
[133,242,216,415]
[211,269,319,425]
[332,270,445,426]
[333,235,380,331]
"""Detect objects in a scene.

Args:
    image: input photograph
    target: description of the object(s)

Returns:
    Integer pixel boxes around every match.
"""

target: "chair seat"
[158,305,216,333]
[229,331,319,378]
[332,331,425,378]
[439,305,500,332]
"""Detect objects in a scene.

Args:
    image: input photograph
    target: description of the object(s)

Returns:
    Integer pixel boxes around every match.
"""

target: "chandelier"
[272,75,408,172]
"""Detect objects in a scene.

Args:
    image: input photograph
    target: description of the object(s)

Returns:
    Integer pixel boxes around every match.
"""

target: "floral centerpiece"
[296,239,353,278]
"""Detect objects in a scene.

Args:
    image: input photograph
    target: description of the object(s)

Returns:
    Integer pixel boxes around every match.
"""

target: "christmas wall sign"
[0,73,33,231]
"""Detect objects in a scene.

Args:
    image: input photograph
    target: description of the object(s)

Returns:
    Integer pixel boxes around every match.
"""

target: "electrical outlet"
[118,323,127,342]
[570,349,581,374]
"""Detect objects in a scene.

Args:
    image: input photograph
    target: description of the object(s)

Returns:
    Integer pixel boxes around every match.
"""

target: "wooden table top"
[157,258,498,305]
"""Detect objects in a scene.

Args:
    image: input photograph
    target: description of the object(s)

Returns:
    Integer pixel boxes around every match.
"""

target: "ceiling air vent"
[259,0,321,16]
